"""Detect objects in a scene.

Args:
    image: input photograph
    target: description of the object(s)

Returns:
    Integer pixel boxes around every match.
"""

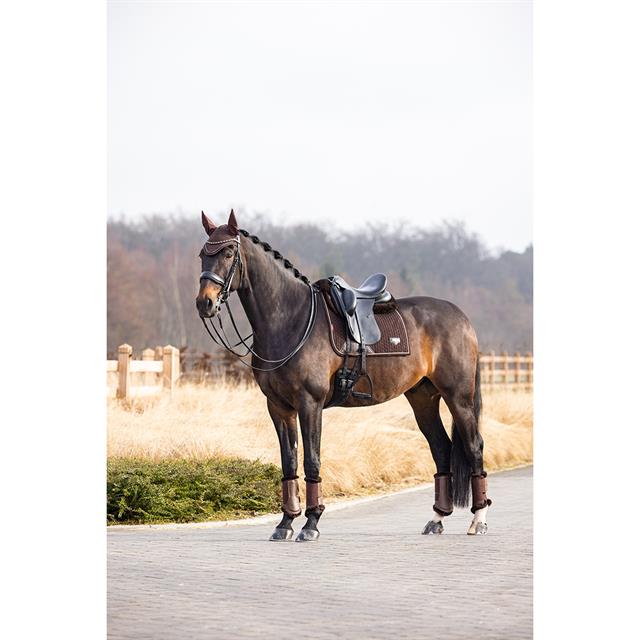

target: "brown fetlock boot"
[468,472,492,535]
[304,479,325,516]
[470,472,492,513]
[281,478,301,517]
[433,472,453,517]
[296,479,324,542]
[270,478,301,541]
[422,472,452,535]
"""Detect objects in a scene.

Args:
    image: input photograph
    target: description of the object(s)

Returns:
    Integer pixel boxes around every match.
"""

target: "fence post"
[502,350,509,384]
[163,345,180,394]
[514,351,521,386]
[142,347,155,387]
[489,350,495,387]
[154,345,163,361]
[117,344,132,400]
[526,351,533,387]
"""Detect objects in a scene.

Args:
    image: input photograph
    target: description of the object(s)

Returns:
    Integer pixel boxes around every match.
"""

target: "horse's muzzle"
[196,293,219,318]
[196,280,223,318]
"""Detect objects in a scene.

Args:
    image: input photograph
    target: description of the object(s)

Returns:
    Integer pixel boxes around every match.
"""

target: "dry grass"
[107,382,532,499]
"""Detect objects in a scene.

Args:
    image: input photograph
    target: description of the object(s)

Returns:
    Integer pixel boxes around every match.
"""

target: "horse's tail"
[451,354,482,508]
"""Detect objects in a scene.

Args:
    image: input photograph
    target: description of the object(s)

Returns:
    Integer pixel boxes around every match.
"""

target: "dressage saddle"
[325,273,392,406]
[328,273,391,346]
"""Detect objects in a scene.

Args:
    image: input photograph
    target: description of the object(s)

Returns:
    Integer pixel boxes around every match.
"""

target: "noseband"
[199,236,242,309]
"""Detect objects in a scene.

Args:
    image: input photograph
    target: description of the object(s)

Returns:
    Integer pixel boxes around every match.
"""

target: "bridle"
[199,236,318,372]
[199,235,243,312]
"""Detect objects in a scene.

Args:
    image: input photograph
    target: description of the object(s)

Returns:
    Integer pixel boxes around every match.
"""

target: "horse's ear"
[201,211,216,236]
[227,209,239,234]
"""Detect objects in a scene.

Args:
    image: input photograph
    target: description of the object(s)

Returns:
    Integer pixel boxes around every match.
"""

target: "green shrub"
[107,457,281,525]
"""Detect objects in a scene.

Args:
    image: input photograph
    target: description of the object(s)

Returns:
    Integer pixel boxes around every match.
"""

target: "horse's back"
[396,295,475,331]
[395,295,479,366]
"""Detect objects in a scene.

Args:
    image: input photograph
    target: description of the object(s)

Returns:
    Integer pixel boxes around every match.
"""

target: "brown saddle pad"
[318,289,410,357]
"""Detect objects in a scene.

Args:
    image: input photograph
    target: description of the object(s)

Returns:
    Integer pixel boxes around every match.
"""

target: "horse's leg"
[295,398,325,542]
[440,387,491,536]
[267,400,301,542]
[405,379,453,534]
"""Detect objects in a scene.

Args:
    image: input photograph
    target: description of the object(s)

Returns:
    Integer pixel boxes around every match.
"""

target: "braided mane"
[239,229,310,285]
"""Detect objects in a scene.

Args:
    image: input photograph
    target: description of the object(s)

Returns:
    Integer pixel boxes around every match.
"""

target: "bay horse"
[196,210,491,541]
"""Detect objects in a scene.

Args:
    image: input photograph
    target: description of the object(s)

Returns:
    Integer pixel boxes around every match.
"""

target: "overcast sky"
[108,1,531,252]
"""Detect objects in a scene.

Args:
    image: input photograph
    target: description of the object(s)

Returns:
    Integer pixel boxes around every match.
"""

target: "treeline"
[107,212,532,355]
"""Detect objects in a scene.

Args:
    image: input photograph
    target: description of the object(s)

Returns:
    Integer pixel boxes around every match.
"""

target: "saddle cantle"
[328,273,392,345]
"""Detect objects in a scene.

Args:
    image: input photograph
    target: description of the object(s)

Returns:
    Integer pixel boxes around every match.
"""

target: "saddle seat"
[328,273,392,345]
[331,273,390,303]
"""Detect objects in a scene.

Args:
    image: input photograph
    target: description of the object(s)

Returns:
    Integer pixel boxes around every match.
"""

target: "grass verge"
[107,457,280,525]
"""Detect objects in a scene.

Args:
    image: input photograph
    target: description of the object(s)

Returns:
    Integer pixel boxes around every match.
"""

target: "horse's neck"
[237,242,310,357]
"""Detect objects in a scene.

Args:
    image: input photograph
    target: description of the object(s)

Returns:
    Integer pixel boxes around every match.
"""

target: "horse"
[196,210,491,541]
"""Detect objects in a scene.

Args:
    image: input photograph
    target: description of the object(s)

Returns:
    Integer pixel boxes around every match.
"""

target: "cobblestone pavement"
[108,466,532,639]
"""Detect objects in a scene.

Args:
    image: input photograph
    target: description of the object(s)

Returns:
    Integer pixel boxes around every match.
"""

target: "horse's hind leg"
[267,400,301,542]
[405,379,453,535]
[440,388,491,536]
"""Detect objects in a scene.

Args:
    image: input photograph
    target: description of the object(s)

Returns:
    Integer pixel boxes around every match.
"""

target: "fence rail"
[479,351,533,390]
[107,344,180,400]
[107,345,533,397]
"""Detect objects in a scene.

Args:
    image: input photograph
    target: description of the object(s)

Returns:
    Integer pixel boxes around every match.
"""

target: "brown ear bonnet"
[201,210,240,255]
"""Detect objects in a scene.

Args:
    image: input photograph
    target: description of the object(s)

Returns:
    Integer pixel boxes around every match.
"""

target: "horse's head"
[196,209,243,318]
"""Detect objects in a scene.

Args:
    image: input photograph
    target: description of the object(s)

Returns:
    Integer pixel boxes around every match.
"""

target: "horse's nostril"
[205,297,213,311]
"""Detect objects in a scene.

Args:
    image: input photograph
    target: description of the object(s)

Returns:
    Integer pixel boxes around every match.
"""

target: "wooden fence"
[479,351,533,390]
[179,348,252,384]
[107,344,180,400]
[107,345,532,397]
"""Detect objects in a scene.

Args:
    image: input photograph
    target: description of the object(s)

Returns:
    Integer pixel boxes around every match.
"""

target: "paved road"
[108,466,532,639]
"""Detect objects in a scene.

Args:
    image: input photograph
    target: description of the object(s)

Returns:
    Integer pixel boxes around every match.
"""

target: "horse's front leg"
[296,397,325,542]
[267,400,301,542]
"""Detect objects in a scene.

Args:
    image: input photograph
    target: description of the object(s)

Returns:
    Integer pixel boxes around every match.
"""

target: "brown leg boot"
[423,473,452,534]
[467,472,492,535]
[269,478,301,541]
[296,479,325,542]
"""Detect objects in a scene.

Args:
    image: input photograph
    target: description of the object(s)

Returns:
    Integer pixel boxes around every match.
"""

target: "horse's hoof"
[295,528,320,542]
[467,521,488,535]
[269,527,293,541]
[422,520,444,535]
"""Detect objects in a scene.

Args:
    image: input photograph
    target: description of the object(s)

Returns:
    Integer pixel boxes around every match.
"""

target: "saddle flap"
[355,299,382,345]
[342,289,357,315]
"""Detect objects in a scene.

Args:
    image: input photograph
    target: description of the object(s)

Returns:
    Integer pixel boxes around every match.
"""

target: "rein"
[199,237,318,372]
